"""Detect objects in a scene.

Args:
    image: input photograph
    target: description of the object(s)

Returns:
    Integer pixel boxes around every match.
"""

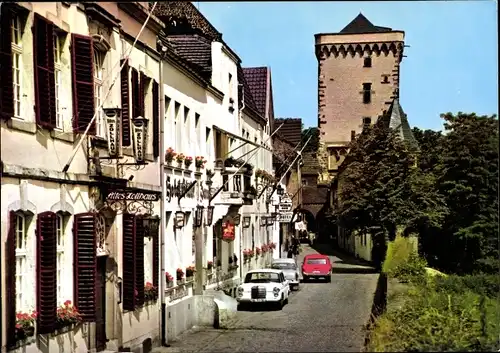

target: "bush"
[368,285,500,352]
[382,235,426,284]
[433,274,500,299]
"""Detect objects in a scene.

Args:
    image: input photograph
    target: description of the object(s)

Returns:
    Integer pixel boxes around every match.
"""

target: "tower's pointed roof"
[340,13,392,34]
[381,98,420,152]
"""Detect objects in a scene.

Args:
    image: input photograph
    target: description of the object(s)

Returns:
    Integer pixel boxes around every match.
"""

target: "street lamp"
[206,205,215,226]
[277,184,284,196]
[194,205,204,227]
[175,211,185,228]
[142,215,160,238]
[243,216,251,228]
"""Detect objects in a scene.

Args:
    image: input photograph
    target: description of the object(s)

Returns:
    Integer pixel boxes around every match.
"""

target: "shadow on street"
[309,242,379,274]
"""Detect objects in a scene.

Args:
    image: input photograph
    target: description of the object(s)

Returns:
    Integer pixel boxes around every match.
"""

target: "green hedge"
[382,235,427,284]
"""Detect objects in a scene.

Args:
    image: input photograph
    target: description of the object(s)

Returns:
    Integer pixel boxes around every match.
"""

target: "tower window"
[362,117,371,129]
[381,75,389,84]
[363,57,372,67]
[351,130,356,141]
[362,83,372,104]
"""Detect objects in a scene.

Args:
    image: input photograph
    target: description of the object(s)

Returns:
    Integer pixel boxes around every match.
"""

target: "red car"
[301,254,332,282]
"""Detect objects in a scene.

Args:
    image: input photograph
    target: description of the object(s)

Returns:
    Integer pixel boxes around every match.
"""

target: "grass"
[367,235,500,352]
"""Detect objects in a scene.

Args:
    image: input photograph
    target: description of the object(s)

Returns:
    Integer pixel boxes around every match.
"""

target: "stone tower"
[315,13,405,183]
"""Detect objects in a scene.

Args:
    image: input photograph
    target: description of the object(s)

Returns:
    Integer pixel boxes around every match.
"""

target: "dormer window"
[363,56,372,68]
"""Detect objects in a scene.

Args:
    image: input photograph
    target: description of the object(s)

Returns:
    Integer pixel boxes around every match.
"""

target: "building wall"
[1,3,163,352]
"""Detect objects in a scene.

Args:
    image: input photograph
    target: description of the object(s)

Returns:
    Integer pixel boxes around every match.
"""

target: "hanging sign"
[105,190,160,202]
[279,194,292,213]
[132,117,149,163]
[104,108,121,157]
[222,219,235,242]
[278,212,293,223]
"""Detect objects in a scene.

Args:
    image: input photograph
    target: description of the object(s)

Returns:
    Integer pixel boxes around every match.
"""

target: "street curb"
[363,272,387,351]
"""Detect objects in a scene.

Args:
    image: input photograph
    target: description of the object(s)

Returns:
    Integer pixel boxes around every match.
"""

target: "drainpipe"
[158,50,169,347]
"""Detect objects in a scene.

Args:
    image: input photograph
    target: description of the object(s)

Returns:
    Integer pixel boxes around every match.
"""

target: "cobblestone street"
[154,244,378,352]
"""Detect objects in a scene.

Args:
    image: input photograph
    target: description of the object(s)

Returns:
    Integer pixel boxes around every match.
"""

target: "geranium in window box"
[144,282,158,301]
[184,156,193,168]
[166,272,174,287]
[262,244,269,253]
[175,153,185,167]
[176,268,185,281]
[186,265,196,278]
[255,247,261,256]
[195,156,207,169]
[56,300,82,330]
[165,147,176,164]
[16,310,37,338]
[269,242,277,250]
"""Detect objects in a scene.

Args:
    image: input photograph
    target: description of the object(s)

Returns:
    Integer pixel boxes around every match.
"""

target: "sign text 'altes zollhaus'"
[106,191,159,202]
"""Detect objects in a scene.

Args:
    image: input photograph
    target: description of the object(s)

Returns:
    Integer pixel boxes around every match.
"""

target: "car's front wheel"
[326,275,331,283]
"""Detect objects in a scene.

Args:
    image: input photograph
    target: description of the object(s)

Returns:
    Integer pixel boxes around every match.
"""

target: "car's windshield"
[245,272,281,283]
[306,258,327,265]
[271,263,296,270]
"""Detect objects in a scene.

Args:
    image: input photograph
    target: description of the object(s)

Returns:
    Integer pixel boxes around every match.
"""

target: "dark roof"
[302,185,328,205]
[301,152,320,175]
[166,34,212,80]
[237,65,259,116]
[274,118,302,146]
[242,67,268,117]
[380,98,420,152]
[340,13,392,34]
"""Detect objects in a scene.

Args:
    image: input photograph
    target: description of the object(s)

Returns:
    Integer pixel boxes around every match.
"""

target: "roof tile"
[242,67,268,117]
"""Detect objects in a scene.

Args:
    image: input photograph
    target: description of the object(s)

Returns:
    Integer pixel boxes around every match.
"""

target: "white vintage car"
[271,258,300,291]
[237,269,290,310]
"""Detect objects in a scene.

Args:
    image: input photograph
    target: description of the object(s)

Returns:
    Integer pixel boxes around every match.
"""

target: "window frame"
[55,213,66,305]
[11,14,23,119]
[14,212,28,311]
[363,56,372,68]
[54,34,64,129]
[362,83,372,104]
[93,48,107,139]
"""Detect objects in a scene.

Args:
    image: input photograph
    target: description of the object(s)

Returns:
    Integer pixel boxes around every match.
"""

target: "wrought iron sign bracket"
[256,180,274,200]
[177,180,197,205]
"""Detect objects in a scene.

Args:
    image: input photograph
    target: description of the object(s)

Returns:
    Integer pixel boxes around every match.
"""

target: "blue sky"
[197,1,498,131]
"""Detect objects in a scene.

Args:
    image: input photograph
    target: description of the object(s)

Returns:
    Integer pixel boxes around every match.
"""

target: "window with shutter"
[71,34,95,134]
[120,59,131,146]
[131,68,139,119]
[122,213,136,311]
[0,9,14,120]
[73,213,97,322]
[6,211,17,347]
[152,80,159,158]
[135,215,145,307]
[33,14,57,128]
[36,211,57,333]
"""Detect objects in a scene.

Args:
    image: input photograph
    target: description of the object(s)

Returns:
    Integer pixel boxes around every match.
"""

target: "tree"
[337,121,447,241]
[436,112,499,274]
[301,127,319,152]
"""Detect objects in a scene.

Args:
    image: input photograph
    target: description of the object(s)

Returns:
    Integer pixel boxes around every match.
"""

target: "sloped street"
[154,244,378,353]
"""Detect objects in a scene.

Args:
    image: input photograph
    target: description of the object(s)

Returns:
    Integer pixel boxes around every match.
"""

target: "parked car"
[237,269,290,310]
[301,254,332,282]
[271,258,300,291]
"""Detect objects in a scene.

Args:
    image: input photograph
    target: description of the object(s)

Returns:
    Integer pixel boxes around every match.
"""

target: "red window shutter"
[131,68,139,119]
[71,34,95,134]
[139,72,146,118]
[152,80,160,158]
[36,211,57,333]
[33,14,57,128]
[122,213,136,311]
[135,215,145,307]
[120,59,131,146]
[0,9,14,120]
[6,211,17,347]
[73,212,97,321]
[152,217,159,294]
